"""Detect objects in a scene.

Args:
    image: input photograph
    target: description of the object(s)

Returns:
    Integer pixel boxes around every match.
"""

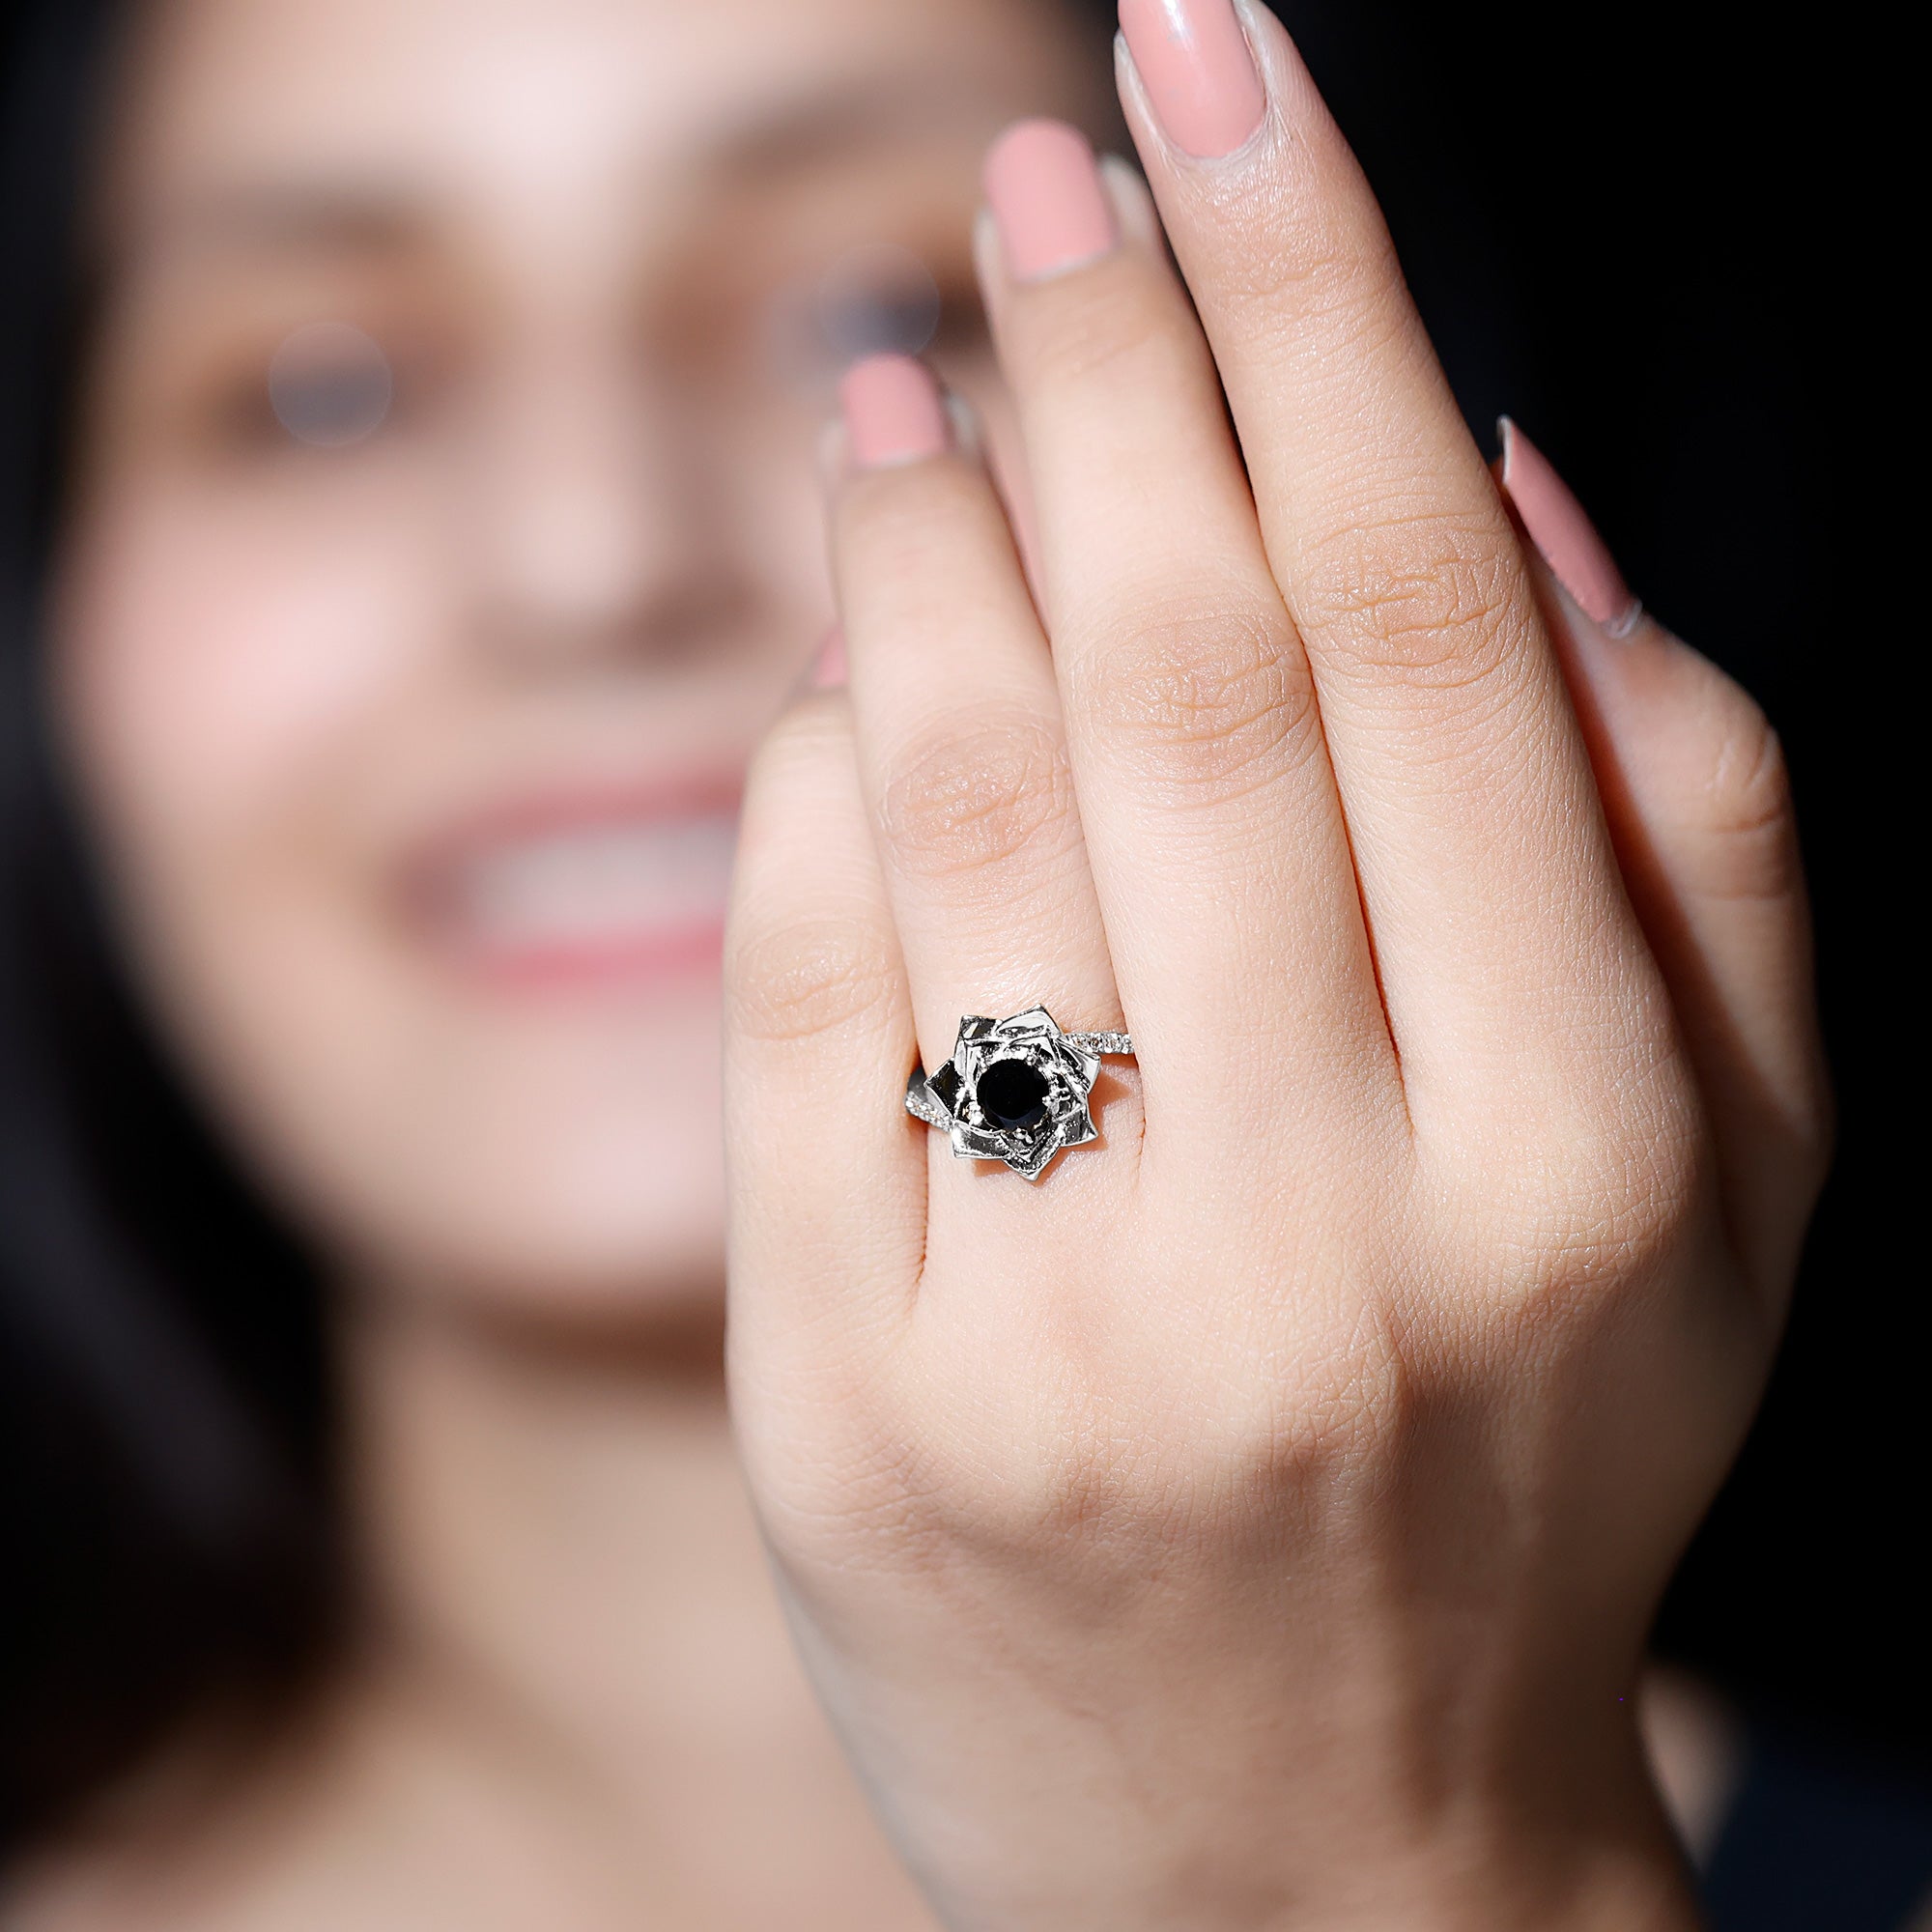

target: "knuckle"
[838,458,995,584]
[1295,509,1530,696]
[1483,1088,1706,1319]
[747,690,847,784]
[1210,170,1399,315]
[1691,695,1798,902]
[878,714,1073,879]
[1023,270,1182,392]
[745,1412,951,1584]
[726,912,901,1045]
[1074,603,1317,799]
[735,696,861,852]
[972,1427,1137,1552]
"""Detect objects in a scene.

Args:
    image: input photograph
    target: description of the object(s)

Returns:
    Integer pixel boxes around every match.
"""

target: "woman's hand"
[723,6,1827,1926]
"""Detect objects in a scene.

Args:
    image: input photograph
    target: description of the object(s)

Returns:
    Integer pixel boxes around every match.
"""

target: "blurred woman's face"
[55,0,1096,1313]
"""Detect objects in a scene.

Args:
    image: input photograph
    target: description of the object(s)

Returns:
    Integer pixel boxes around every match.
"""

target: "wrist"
[1282,1828,1701,1932]
[1223,1741,1701,1932]
[1222,1779,1701,1932]
[900,1719,1701,1932]
[1023,1824,1700,1932]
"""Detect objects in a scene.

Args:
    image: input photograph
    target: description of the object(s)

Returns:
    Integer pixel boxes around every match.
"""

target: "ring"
[905,1007,1135,1181]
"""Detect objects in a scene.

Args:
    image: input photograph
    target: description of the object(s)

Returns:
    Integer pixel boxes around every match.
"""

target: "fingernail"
[983,120,1119,283]
[838,355,951,469]
[1498,417,1643,638]
[811,624,847,690]
[1119,0,1266,161]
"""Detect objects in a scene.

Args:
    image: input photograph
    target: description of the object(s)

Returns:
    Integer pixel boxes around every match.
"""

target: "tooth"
[453,815,737,950]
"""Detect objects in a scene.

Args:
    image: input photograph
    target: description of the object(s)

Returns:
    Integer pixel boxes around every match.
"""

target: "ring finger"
[976,122,1399,1146]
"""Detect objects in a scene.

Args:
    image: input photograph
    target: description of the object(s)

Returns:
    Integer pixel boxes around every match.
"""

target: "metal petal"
[953,1122,1016,1161]
[997,1006,1062,1041]
[1051,1039,1101,1090]
[1006,1135,1062,1181]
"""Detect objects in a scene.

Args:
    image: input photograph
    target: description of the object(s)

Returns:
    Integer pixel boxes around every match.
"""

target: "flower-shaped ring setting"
[904,1008,1134,1181]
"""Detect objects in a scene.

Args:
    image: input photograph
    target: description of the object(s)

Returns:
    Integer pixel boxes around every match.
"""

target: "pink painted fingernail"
[983,120,1118,283]
[1498,418,1642,637]
[1119,0,1266,160]
[838,355,951,469]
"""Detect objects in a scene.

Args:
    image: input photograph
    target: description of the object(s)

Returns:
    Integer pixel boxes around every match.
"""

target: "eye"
[267,321,394,446]
[814,242,942,361]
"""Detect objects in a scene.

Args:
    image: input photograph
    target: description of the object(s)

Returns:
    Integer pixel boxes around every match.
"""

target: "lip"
[405,777,742,995]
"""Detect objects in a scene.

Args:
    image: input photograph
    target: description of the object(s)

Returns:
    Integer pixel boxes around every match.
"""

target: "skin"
[724,13,1828,1932]
[16,0,1827,1925]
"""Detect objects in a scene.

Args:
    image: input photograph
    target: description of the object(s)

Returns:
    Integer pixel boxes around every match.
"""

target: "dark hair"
[1,0,343,1861]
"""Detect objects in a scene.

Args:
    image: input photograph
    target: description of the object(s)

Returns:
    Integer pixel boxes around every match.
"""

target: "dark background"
[1278,0,1891,1749]
[1288,4,1922,1919]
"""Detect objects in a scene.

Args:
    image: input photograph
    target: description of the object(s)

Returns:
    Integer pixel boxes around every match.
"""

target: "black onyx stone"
[975,1056,1049,1131]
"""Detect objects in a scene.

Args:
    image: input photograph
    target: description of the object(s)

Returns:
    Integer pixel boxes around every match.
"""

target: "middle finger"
[978,121,1400,1141]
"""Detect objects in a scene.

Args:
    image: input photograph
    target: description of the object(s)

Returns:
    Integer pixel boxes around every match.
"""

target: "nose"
[463,332,751,671]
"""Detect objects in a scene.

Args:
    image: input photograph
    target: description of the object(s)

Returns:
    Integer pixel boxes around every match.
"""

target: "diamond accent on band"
[1063,1031,1132,1058]
[904,1009,1134,1181]
[905,1069,952,1131]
